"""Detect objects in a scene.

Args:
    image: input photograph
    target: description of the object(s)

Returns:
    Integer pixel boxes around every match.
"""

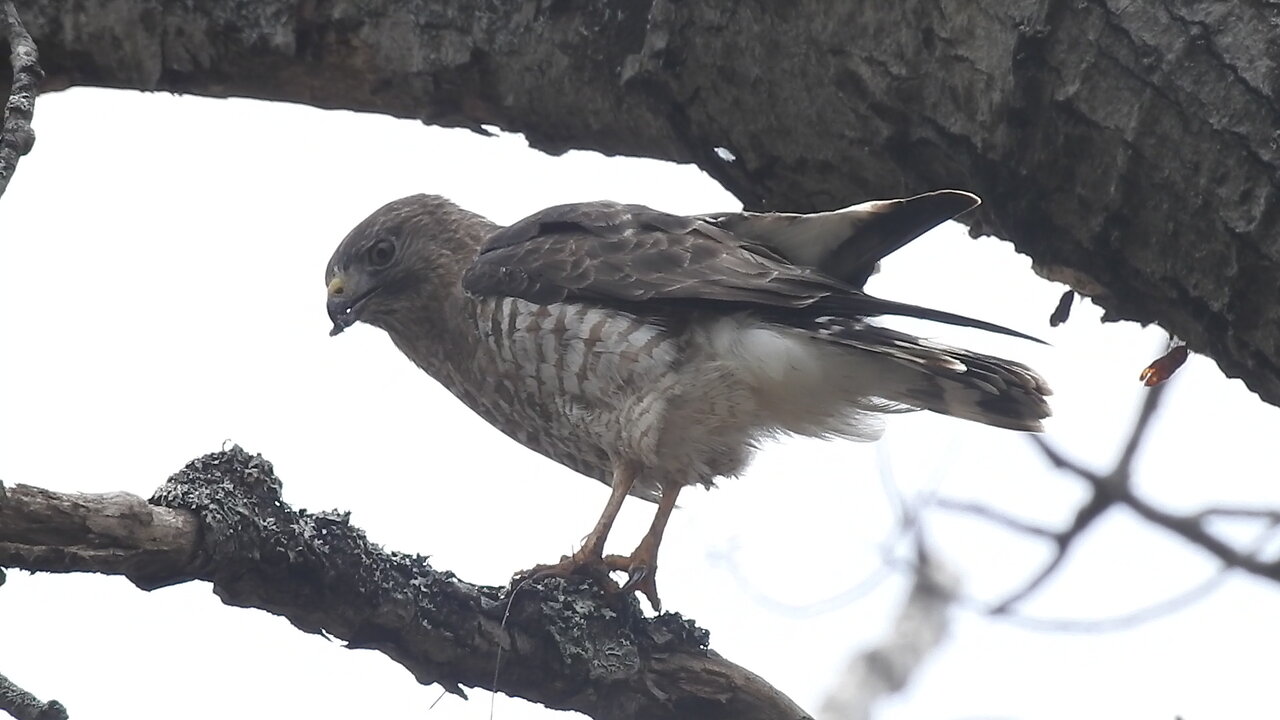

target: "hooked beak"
[327,274,376,336]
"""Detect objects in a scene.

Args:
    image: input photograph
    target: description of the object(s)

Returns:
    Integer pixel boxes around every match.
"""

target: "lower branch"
[0,446,810,720]
[0,672,66,720]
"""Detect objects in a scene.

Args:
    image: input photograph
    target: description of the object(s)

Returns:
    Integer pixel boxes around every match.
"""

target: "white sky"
[1,88,1279,720]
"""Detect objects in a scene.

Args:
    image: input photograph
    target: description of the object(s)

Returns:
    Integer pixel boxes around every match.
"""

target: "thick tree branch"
[0,447,811,720]
[0,0,40,198]
[17,0,1280,407]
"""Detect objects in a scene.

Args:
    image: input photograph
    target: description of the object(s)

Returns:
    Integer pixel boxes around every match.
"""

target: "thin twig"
[989,491,1114,613]
[933,497,1059,539]
[977,383,1171,611]
[0,0,42,199]
[992,518,1280,633]
[995,566,1227,634]
[1190,506,1280,526]
[881,542,1232,635]
[945,378,1280,620]
[708,541,897,618]
[1118,488,1280,581]
[1114,380,1170,475]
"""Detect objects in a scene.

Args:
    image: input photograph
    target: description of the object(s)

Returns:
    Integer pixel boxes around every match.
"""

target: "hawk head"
[325,194,487,336]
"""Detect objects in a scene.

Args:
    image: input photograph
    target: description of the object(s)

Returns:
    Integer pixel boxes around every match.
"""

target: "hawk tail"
[807,316,1052,432]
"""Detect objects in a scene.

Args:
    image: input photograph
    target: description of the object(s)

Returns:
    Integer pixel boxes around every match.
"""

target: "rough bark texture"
[17,0,1280,406]
[0,0,41,196]
[0,447,811,720]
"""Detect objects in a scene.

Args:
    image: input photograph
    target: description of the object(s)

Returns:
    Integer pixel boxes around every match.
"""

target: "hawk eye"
[367,238,396,268]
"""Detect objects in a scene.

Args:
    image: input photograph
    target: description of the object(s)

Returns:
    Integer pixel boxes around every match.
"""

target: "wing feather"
[462,201,1042,343]
[698,190,980,288]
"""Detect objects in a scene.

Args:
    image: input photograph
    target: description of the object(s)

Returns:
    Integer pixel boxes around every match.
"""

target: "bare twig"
[818,541,958,720]
[934,497,1059,539]
[708,447,925,619]
[933,492,1115,613]
[934,379,1280,625]
[0,1,41,198]
[992,517,1280,633]
[709,544,897,618]
[988,491,1113,613]
[0,448,812,720]
[0,671,67,720]
[971,384,1166,611]
[876,540,1238,635]
[1192,507,1280,525]
[1114,379,1169,473]
[1118,490,1280,581]
[994,564,1227,634]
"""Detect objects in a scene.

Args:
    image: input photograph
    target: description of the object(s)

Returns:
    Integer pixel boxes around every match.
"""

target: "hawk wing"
[461,200,1041,342]
[697,190,980,288]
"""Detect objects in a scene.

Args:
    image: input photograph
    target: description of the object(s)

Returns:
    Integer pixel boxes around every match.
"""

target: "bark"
[0,0,40,196]
[0,446,811,720]
[16,0,1280,406]
[0,671,67,720]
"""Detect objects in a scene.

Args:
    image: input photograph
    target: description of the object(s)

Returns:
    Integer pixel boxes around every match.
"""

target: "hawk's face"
[325,194,467,336]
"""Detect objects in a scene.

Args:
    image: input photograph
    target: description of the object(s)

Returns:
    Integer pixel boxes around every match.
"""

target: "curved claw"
[605,554,662,611]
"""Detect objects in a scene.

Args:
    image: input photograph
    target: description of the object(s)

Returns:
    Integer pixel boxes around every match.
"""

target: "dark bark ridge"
[0,0,41,196]
[0,447,811,720]
[19,0,1280,406]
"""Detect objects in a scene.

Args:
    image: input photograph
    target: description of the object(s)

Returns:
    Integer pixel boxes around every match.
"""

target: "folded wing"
[463,197,1041,343]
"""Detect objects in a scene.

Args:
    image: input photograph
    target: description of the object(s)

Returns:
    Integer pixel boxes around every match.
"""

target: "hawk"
[325,191,1050,609]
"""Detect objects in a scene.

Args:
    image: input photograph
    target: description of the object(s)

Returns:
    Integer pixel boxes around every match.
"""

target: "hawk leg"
[520,460,638,592]
[604,481,682,612]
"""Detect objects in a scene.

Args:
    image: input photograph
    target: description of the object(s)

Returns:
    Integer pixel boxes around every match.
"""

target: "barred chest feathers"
[460,296,686,497]
[403,295,894,500]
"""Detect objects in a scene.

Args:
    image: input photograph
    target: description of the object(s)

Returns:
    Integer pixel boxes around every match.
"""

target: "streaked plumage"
[325,191,1051,609]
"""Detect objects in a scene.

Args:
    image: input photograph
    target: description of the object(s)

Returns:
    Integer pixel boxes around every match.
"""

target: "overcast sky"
[2,88,1278,720]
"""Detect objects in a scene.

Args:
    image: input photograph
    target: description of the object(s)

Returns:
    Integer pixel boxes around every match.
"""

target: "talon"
[626,569,662,612]
[604,554,662,611]
[618,565,648,593]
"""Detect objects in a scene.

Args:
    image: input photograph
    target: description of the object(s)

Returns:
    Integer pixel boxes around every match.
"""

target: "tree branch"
[0,0,40,198]
[0,672,66,720]
[819,542,958,720]
[935,381,1280,621]
[0,446,811,720]
[18,0,1280,408]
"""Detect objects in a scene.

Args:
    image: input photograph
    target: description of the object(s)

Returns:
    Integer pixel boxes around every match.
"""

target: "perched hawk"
[326,191,1050,609]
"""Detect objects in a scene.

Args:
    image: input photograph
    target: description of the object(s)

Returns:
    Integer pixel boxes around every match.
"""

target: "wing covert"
[462,201,1043,343]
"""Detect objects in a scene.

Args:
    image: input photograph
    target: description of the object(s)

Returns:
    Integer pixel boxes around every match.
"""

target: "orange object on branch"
[1140,345,1189,386]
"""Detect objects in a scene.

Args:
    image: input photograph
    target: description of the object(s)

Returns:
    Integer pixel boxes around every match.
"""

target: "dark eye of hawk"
[367,238,396,268]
